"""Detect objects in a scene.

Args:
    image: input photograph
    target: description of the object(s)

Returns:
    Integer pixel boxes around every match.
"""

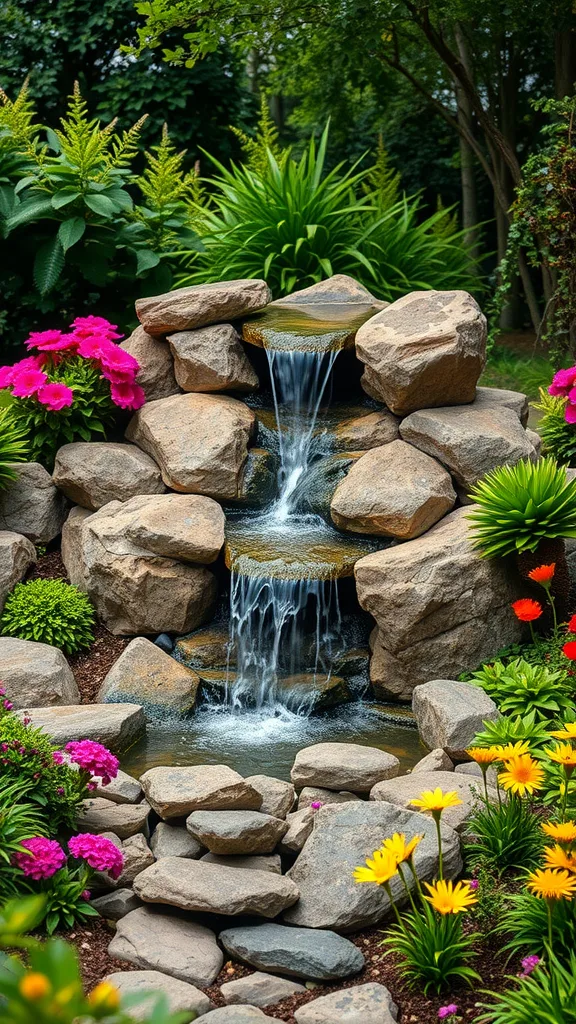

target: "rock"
[0,531,36,614]
[370,769,494,832]
[475,386,529,426]
[95,769,142,805]
[200,854,281,873]
[330,440,455,539]
[280,673,350,710]
[355,508,523,699]
[102,970,214,1021]
[526,428,542,456]
[281,808,314,852]
[333,410,400,451]
[0,463,68,543]
[52,443,165,511]
[399,403,536,493]
[98,638,201,715]
[115,493,225,564]
[150,823,204,860]
[283,801,461,931]
[244,776,295,819]
[221,972,306,1008]
[0,637,79,708]
[219,922,365,980]
[175,625,232,669]
[186,810,288,855]
[62,498,217,636]
[76,798,151,840]
[457,761,498,787]
[294,982,398,1024]
[412,679,500,759]
[291,743,399,792]
[411,748,454,774]
[133,857,299,918]
[168,324,259,393]
[126,392,256,500]
[297,788,358,810]
[140,765,262,819]
[91,888,141,920]
[355,290,486,415]
[121,325,180,402]
[201,1010,275,1023]
[136,280,271,335]
[115,834,155,886]
[271,275,386,307]
[17,703,145,752]
[109,906,223,987]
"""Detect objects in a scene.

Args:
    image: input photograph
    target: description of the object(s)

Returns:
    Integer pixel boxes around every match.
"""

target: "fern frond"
[431,195,459,239]
[363,134,401,211]
[230,95,282,176]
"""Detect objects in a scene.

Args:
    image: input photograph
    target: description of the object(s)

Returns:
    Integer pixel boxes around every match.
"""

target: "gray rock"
[270,274,385,308]
[116,834,155,886]
[297,788,358,810]
[61,506,92,589]
[411,748,454,774]
[294,982,398,1024]
[18,703,145,753]
[133,857,299,918]
[95,769,143,805]
[53,442,165,511]
[186,810,288,855]
[245,775,295,819]
[103,970,214,1021]
[0,531,36,615]
[0,637,79,708]
[109,906,223,987]
[281,808,315,853]
[150,822,204,860]
[200,853,281,873]
[370,769,495,832]
[201,1009,276,1023]
[291,743,399,792]
[91,888,142,920]
[220,923,365,980]
[0,462,68,542]
[333,409,400,451]
[76,798,150,839]
[412,679,499,759]
[168,324,259,393]
[457,762,498,787]
[136,279,272,335]
[220,972,306,1008]
[98,638,201,715]
[475,386,529,426]
[526,428,542,456]
[283,801,461,931]
[121,325,181,402]
[140,765,262,820]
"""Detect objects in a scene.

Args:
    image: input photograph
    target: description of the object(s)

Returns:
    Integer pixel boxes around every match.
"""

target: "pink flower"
[3,700,13,711]
[110,381,145,410]
[37,382,74,410]
[68,833,124,879]
[549,367,576,396]
[26,329,78,353]
[52,750,65,765]
[521,955,541,976]
[11,367,48,397]
[70,315,122,341]
[0,365,15,388]
[468,878,479,890]
[438,1006,458,1020]
[13,837,66,880]
[65,739,119,786]
[310,801,323,810]
[81,889,91,901]
[99,343,139,382]
[566,403,576,425]
[76,333,115,361]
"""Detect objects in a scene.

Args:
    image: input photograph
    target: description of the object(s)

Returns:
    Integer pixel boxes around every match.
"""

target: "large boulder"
[270,274,385,307]
[219,922,365,980]
[186,810,288,855]
[291,743,399,792]
[370,769,496,832]
[102,970,214,1021]
[355,508,523,699]
[98,638,201,714]
[333,409,399,451]
[355,290,486,415]
[412,679,500,759]
[294,983,398,1024]
[136,280,271,334]
[121,325,180,402]
[283,801,461,931]
[330,440,455,539]
[168,325,259,393]
[53,443,165,511]
[140,765,262,819]
[126,393,256,500]
[18,703,145,753]
[109,906,223,987]
[0,463,68,542]
[0,637,79,708]
[399,402,536,493]
[0,531,36,614]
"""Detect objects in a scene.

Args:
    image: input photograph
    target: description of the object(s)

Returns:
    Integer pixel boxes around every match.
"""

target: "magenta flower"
[549,367,576,396]
[37,382,74,411]
[438,1006,458,1020]
[110,380,145,410]
[3,700,13,711]
[99,343,139,380]
[13,837,66,879]
[11,368,48,397]
[68,833,124,879]
[81,889,91,901]
[25,329,65,351]
[76,333,113,361]
[0,365,15,388]
[521,955,541,976]
[310,801,323,810]
[52,750,65,765]
[71,315,122,341]
[65,739,119,785]
[566,403,576,424]
[468,878,479,890]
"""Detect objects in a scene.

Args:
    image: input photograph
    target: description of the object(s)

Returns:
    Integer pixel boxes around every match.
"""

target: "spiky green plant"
[477,950,576,1024]
[467,457,576,557]
[230,94,283,176]
[533,389,576,465]
[0,409,29,489]
[468,658,573,720]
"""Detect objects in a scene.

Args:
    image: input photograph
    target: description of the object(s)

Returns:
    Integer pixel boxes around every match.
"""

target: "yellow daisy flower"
[498,753,545,796]
[353,848,398,886]
[542,820,576,844]
[466,747,500,765]
[549,723,576,740]
[382,832,423,863]
[491,740,531,760]
[410,788,463,815]
[544,742,576,769]
[543,845,576,873]
[527,868,576,900]
[423,878,478,915]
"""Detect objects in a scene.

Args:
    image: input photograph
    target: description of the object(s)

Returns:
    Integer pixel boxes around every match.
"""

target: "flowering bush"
[13,838,67,881]
[0,577,95,655]
[68,833,123,879]
[65,741,119,788]
[549,366,576,424]
[0,316,144,467]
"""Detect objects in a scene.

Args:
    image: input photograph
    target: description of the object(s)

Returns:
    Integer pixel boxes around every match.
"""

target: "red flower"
[563,641,576,661]
[528,563,556,585]
[567,615,576,634]
[511,598,543,623]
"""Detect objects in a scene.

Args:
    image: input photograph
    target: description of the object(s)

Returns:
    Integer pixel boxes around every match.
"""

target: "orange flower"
[528,563,556,585]
[511,599,543,623]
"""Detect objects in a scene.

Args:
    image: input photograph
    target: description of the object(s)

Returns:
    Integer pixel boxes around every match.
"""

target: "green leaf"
[136,249,161,275]
[51,190,81,210]
[33,236,65,295]
[84,193,117,217]
[7,196,55,231]
[58,217,86,252]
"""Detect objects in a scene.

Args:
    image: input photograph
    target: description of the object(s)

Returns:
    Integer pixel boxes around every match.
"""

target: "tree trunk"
[454,25,479,256]
[555,28,576,99]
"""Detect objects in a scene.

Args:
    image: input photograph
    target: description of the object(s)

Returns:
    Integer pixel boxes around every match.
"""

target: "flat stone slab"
[294,982,398,1023]
[370,769,496,832]
[245,775,295,819]
[412,679,499,759]
[76,798,150,840]
[133,857,299,918]
[103,970,214,1021]
[186,810,288,855]
[201,854,281,874]
[95,768,143,805]
[0,531,36,615]
[140,765,262,819]
[136,279,272,334]
[291,743,399,792]
[98,638,201,715]
[201,1009,276,1023]
[0,636,79,709]
[53,442,165,511]
[18,703,145,753]
[220,923,365,980]
[109,906,223,987]
[150,822,204,860]
[91,888,141,920]
[221,972,306,1007]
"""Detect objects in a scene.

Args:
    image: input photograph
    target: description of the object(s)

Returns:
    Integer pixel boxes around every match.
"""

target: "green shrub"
[1,577,95,654]
[0,781,47,903]
[478,950,576,1023]
[467,457,576,557]
[466,798,545,873]
[468,658,573,720]
[472,711,552,752]
[533,389,576,466]
[382,902,480,995]
[0,408,29,489]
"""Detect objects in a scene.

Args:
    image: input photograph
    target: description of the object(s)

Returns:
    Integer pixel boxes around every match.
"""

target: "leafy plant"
[477,950,576,1024]
[496,889,576,964]
[0,782,46,902]
[1,577,95,655]
[472,711,553,753]
[466,797,545,873]
[43,867,99,935]
[468,658,573,720]
[533,389,576,466]
[0,408,29,488]
[382,900,480,995]
[467,457,576,558]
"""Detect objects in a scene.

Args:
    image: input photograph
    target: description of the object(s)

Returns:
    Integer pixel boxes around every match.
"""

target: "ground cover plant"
[1,578,96,655]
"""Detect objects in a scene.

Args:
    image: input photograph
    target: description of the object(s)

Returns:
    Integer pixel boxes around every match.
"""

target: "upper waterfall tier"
[242,302,380,353]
